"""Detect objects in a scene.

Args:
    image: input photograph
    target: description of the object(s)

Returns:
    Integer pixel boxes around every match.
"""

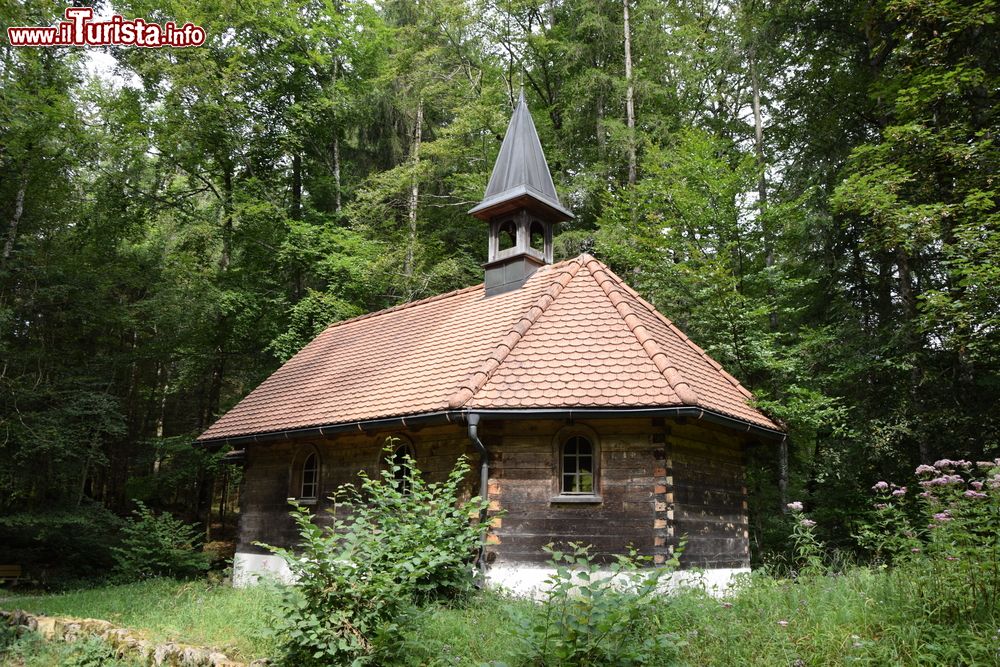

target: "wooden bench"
[0,565,22,585]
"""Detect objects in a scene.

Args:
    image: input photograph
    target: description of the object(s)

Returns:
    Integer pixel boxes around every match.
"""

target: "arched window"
[529,220,545,252]
[561,436,595,494]
[300,452,319,500]
[390,442,415,493]
[497,219,517,251]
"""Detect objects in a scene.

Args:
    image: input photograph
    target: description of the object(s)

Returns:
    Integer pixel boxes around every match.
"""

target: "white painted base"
[232,550,749,598]
[232,552,295,587]
[486,563,750,599]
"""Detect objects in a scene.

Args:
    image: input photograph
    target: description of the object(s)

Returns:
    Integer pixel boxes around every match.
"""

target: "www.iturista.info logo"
[7,7,206,48]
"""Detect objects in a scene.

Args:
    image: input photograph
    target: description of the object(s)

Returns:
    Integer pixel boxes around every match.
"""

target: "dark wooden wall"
[667,422,750,569]
[483,417,750,569]
[237,417,750,570]
[237,425,475,556]
[484,418,661,565]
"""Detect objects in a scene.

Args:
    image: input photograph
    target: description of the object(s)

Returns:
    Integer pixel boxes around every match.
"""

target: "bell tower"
[470,91,573,296]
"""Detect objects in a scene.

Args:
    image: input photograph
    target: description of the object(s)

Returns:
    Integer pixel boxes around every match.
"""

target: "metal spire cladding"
[469,90,573,222]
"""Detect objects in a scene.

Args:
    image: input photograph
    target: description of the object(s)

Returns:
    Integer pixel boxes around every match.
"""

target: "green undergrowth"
[3,568,997,666]
[0,624,143,667]
[1,578,280,662]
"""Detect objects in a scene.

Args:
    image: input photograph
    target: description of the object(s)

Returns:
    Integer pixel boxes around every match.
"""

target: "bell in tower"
[470,91,573,296]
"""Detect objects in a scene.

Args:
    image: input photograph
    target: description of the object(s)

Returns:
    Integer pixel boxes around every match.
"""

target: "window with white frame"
[561,435,596,494]
[300,452,319,500]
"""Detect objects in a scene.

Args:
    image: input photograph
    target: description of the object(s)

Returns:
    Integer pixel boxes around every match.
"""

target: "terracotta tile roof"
[197,254,780,442]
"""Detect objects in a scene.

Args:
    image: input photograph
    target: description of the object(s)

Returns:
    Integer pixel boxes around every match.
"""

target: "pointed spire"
[469,93,573,221]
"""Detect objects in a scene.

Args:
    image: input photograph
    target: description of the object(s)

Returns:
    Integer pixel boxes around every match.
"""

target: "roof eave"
[194,405,785,448]
[469,185,574,221]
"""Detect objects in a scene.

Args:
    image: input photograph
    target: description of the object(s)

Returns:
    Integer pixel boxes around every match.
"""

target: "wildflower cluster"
[861,457,1000,621]
[786,501,823,575]
[855,479,920,563]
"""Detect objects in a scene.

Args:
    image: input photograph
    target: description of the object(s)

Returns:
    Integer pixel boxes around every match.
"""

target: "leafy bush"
[263,443,491,666]
[112,501,209,581]
[514,542,684,666]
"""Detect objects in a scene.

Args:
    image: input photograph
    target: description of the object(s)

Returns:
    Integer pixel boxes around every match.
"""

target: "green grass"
[1,578,280,662]
[393,568,999,666]
[2,568,998,665]
[1,626,143,667]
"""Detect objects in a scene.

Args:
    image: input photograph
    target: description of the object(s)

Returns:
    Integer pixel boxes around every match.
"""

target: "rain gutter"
[194,406,785,450]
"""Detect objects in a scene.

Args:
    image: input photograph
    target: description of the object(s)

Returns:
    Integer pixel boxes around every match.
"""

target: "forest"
[1,0,998,582]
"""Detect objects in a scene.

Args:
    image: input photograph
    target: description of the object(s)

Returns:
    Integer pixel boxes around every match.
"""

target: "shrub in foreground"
[513,542,684,666]
[263,443,490,666]
[112,501,209,581]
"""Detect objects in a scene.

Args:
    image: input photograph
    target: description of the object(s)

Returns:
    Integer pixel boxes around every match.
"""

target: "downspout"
[466,413,489,584]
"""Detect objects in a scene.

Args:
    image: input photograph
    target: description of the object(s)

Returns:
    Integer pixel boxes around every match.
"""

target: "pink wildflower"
[926,475,963,486]
[970,481,984,490]
[933,512,952,522]
[911,547,921,553]
[800,518,816,528]
[872,481,890,492]
[786,501,804,512]
[915,464,936,475]
[963,490,987,499]
[777,620,789,627]
[891,487,907,497]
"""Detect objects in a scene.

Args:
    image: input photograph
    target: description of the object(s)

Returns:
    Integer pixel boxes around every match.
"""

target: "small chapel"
[197,93,784,592]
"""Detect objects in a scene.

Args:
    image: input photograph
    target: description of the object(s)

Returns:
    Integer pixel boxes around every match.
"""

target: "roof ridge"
[611,271,755,401]
[582,255,700,406]
[447,258,583,408]
[319,256,585,335]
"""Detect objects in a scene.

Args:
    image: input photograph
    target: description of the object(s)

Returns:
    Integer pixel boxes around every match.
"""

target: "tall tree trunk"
[291,153,302,221]
[332,57,342,213]
[219,468,229,531]
[219,166,234,272]
[332,134,342,213]
[623,0,636,185]
[750,49,777,333]
[404,99,423,280]
[205,165,234,429]
[2,178,26,270]
[778,439,789,511]
[153,361,169,475]
[896,246,929,463]
[750,47,788,509]
[78,451,92,507]
[596,91,606,162]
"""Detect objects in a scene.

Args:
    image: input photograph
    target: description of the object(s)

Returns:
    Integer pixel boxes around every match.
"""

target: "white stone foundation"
[232,552,295,587]
[233,550,750,596]
[485,563,750,598]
